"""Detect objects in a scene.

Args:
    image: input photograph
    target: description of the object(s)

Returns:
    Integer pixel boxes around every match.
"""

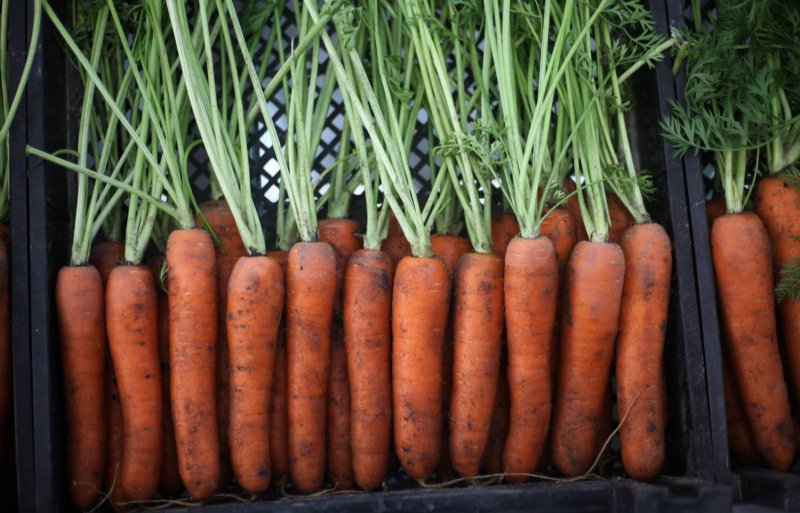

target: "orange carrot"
[266,250,290,491]
[381,214,412,267]
[106,266,162,501]
[286,241,337,493]
[449,253,504,477]
[706,198,727,226]
[166,229,219,499]
[712,212,795,471]
[431,234,471,481]
[90,241,125,284]
[755,177,800,408]
[723,348,761,466]
[198,199,247,490]
[56,266,107,509]
[148,257,182,497]
[503,236,559,481]
[393,256,450,481]
[607,194,634,245]
[326,322,354,490]
[541,208,578,273]
[551,241,625,477]
[227,255,284,493]
[344,249,393,491]
[562,180,587,242]
[483,349,510,475]
[616,222,672,481]
[490,214,519,260]
[103,362,129,512]
[594,383,614,467]
[319,219,361,490]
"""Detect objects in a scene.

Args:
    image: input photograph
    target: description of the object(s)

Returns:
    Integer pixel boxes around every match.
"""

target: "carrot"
[198,199,247,490]
[754,177,800,408]
[483,350,510,475]
[319,218,361,489]
[103,362,129,512]
[148,257,182,496]
[344,249,393,491]
[226,255,284,493]
[562,180,587,242]
[503,236,559,481]
[381,213,412,267]
[56,266,107,509]
[616,222,672,481]
[540,207,578,273]
[490,214,519,260]
[319,218,362,313]
[449,253,504,477]
[594,383,614,467]
[431,234,471,480]
[551,241,625,477]
[711,212,795,471]
[706,198,727,226]
[166,229,219,499]
[105,265,162,501]
[607,193,634,245]
[326,322,354,489]
[393,256,450,481]
[266,250,290,491]
[286,241,337,493]
[90,241,125,284]
[723,348,761,466]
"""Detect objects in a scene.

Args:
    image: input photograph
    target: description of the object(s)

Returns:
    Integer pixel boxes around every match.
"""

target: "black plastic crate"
[18,0,731,511]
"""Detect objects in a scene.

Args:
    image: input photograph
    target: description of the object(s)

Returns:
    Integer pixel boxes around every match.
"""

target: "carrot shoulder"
[106,265,162,501]
[491,214,519,260]
[266,250,289,491]
[167,228,219,499]
[57,266,107,509]
[712,212,795,471]
[551,241,625,477]
[503,236,558,481]
[227,255,284,493]
[286,241,337,493]
[616,222,671,481]
[393,256,450,481]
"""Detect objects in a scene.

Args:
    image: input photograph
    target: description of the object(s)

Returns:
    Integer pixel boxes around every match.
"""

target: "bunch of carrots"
[28,0,683,508]
[664,0,800,472]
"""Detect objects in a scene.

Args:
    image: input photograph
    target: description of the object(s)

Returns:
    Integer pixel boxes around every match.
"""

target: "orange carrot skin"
[706,198,727,226]
[57,266,107,509]
[103,361,129,513]
[227,256,284,493]
[431,234,471,480]
[541,207,578,273]
[106,266,163,501]
[287,241,337,493]
[198,199,246,490]
[755,177,800,408]
[723,349,761,466]
[382,214,412,267]
[616,223,672,481]
[266,250,289,490]
[327,322,354,489]
[483,351,510,475]
[319,218,362,314]
[90,242,126,285]
[491,214,520,260]
[607,194,635,245]
[166,229,219,499]
[393,256,450,481]
[344,249,393,491]
[562,180,587,242]
[551,241,625,477]
[503,236,559,481]
[449,253,505,477]
[712,213,795,471]
[148,257,182,497]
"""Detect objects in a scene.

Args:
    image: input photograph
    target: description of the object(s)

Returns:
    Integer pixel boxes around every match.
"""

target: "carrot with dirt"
[663,2,795,470]
[585,13,674,481]
[323,5,453,482]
